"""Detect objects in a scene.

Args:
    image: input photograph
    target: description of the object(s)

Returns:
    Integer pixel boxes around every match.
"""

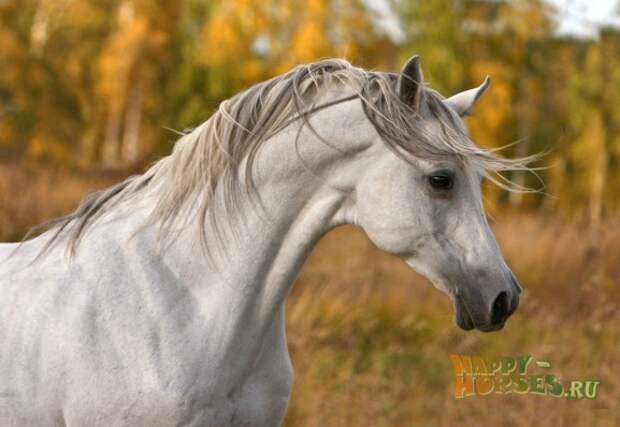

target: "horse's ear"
[397,55,424,110]
[444,76,491,117]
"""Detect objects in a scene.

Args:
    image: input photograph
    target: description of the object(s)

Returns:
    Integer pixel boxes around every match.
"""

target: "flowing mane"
[29,58,535,255]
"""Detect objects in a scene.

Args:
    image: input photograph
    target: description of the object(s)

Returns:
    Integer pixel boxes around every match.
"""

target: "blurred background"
[0,0,619,425]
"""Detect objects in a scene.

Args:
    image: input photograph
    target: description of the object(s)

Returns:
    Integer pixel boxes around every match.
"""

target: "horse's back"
[0,242,17,262]
[0,238,72,425]
[0,231,234,426]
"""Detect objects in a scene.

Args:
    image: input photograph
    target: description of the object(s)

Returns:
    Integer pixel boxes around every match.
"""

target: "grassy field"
[1,164,619,426]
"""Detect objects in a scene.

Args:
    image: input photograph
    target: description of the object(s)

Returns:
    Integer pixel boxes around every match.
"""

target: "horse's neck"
[157,119,355,367]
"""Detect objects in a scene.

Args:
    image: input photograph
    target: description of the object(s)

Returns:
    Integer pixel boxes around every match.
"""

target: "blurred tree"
[1,0,620,219]
[199,0,395,97]
[0,0,115,166]
[395,0,620,219]
[97,0,182,168]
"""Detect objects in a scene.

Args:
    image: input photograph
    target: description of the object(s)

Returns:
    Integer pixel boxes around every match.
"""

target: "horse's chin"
[476,322,505,332]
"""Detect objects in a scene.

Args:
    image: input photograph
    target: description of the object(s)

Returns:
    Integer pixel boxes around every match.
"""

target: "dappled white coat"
[0,59,518,427]
[0,99,383,426]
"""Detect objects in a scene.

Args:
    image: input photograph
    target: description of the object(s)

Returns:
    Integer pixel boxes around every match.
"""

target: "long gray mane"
[29,58,535,255]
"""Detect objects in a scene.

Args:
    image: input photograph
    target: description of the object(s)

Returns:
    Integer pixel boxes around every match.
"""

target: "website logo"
[450,354,600,400]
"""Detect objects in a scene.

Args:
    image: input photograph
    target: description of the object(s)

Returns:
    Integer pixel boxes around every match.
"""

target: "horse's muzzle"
[454,272,521,332]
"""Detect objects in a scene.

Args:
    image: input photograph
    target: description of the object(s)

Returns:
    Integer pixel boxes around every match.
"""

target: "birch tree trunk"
[122,77,144,165]
[509,72,531,207]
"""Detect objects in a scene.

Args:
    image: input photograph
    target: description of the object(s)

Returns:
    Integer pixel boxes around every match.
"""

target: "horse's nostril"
[491,291,509,324]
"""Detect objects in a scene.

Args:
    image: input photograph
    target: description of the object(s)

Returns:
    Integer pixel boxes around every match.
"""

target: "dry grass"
[1,164,618,426]
[284,218,620,426]
[0,164,122,242]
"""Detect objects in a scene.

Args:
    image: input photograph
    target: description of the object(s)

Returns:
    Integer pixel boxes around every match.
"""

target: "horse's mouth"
[455,301,475,331]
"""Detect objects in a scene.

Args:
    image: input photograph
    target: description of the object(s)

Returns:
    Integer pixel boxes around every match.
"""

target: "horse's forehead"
[420,98,467,132]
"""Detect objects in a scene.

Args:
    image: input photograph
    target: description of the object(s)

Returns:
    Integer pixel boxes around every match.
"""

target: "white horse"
[0,56,528,426]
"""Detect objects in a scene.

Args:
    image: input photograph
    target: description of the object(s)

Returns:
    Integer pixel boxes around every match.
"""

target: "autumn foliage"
[1,0,619,220]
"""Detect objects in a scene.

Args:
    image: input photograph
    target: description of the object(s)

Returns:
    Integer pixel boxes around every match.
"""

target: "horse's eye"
[428,172,454,190]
